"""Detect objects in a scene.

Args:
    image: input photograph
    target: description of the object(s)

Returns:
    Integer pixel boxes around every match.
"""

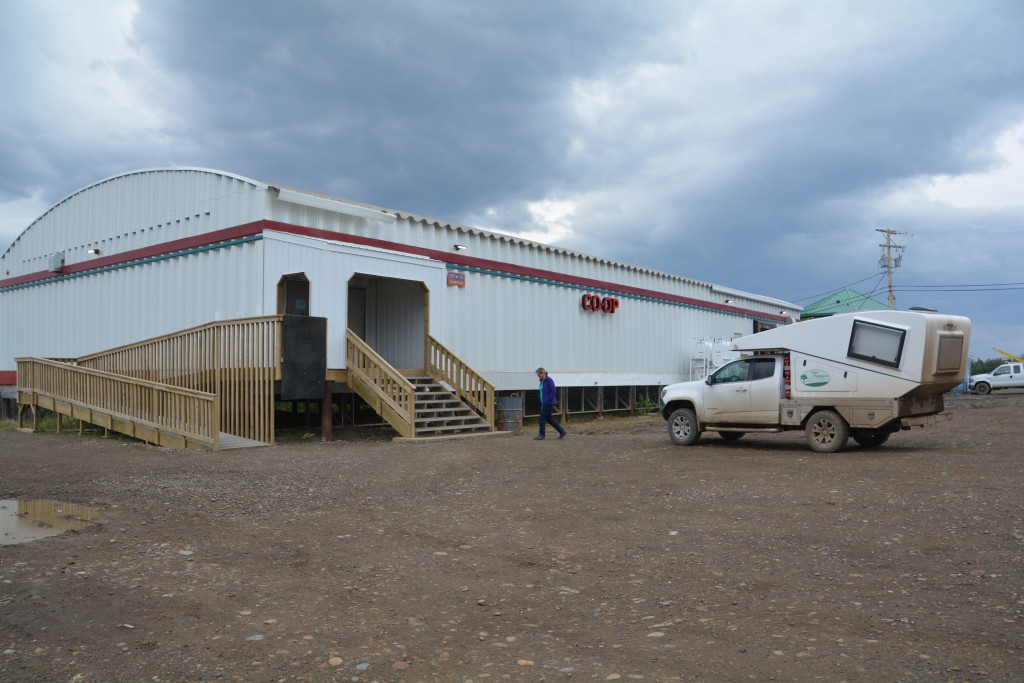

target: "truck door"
[703,359,753,422]
[747,357,781,424]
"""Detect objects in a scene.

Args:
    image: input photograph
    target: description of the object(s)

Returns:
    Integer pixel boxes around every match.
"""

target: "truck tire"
[806,409,849,453]
[852,430,890,448]
[718,432,745,441]
[975,382,992,395]
[668,408,701,446]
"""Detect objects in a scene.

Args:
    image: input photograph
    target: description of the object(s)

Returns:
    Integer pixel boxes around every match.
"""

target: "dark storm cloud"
[128,0,673,214]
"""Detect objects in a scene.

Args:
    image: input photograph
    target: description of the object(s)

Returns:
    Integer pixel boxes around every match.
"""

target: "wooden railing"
[75,316,281,445]
[425,335,495,428]
[16,358,218,449]
[346,329,416,438]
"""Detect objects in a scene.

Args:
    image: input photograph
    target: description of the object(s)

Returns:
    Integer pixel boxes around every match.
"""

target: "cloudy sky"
[2,0,1023,359]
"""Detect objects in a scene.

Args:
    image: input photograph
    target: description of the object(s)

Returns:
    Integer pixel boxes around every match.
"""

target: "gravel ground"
[1,391,1023,682]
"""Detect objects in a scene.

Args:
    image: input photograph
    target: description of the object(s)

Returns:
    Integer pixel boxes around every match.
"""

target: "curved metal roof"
[1,167,266,261]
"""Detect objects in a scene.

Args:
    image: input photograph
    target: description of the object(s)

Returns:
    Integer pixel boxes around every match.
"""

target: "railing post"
[424,333,431,376]
[212,394,220,449]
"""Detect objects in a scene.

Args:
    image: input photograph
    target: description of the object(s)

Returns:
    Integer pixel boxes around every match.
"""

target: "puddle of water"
[0,499,99,546]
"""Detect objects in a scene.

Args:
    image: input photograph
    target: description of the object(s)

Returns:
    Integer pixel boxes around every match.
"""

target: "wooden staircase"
[346,329,502,442]
[410,376,492,438]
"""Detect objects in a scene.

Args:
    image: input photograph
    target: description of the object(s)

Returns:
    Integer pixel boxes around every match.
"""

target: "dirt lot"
[2,392,1022,682]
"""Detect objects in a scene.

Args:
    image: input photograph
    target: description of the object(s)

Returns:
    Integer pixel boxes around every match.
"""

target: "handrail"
[16,357,218,448]
[346,329,416,438]
[425,335,495,428]
[76,315,283,367]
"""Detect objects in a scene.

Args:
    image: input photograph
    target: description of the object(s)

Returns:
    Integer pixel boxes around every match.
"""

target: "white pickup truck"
[968,362,1024,394]
[660,310,971,452]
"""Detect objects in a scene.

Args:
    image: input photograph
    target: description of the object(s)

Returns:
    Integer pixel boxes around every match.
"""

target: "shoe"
[533,435,545,440]
[558,431,568,439]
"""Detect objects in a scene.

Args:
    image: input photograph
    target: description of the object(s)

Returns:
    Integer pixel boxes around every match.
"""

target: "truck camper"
[659,310,971,452]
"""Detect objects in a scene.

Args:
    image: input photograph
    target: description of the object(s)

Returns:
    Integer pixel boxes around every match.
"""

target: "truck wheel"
[975,382,992,395]
[668,408,701,446]
[852,431,890,448]
[806,409,849,453]
[718,432,745,441]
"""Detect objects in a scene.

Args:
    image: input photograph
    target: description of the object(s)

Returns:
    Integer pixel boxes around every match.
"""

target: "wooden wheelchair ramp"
[15,316,282,451]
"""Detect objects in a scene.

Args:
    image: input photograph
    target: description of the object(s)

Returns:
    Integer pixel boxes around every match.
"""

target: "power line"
[897,282,1024,288]
[909,227,1024,236]
[892,284,1024,292]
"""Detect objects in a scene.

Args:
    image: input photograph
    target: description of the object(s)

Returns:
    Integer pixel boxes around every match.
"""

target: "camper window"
[847,320,906,368]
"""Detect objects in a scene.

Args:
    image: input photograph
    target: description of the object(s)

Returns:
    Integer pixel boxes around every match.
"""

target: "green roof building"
[800,288,887,320]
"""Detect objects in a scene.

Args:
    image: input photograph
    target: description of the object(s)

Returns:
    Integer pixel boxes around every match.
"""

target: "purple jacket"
[540,375,558,406]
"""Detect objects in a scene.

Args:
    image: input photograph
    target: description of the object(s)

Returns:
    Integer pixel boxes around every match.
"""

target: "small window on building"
[847,319,906,368]
[278,274,310,316]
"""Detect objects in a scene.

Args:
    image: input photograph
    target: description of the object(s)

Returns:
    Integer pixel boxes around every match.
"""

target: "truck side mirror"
[705,376,713,386]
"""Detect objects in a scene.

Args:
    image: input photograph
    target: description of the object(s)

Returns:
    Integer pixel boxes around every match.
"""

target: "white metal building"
[1,168,800,432]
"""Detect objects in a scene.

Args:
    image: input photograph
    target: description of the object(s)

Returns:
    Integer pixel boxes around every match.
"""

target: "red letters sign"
[581,293,620,313]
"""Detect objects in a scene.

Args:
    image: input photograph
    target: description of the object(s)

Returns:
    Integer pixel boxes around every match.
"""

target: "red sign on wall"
[581,293,620,313]
[447,272,466,287]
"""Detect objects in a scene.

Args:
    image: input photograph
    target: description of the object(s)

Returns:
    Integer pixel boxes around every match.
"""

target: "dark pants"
[539,403,564,437]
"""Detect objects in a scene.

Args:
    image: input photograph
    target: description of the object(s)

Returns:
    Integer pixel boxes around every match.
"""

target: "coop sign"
[581,293,620,314]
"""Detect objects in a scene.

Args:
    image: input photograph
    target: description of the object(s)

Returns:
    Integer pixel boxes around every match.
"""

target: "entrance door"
[347,275,427,370]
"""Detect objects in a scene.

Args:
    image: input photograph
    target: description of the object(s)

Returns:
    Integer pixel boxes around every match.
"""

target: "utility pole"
[876,228,905,310]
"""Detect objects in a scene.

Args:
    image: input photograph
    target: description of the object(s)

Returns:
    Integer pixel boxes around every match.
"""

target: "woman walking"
[535,367,567,440]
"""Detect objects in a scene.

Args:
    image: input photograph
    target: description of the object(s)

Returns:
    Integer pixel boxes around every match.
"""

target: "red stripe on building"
[0,223,265,288]
[263,221,788,321]
[1,219,788,323]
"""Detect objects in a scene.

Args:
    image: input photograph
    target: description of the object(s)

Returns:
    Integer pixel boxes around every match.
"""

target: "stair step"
[415,395,462,402]
[416,423,492,436]
[416,405,476,415]
[417,415,480,423]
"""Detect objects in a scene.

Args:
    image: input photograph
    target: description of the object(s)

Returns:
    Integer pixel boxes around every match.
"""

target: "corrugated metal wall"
[1,242,263,364]
[441,268,757,390]
[366,279,427,369]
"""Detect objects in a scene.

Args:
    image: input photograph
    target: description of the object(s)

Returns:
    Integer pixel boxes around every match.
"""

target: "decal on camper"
[800,369,832,388]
